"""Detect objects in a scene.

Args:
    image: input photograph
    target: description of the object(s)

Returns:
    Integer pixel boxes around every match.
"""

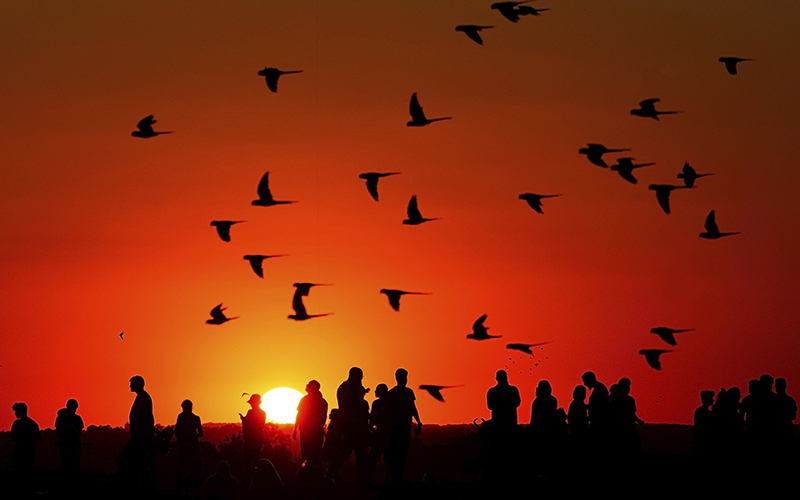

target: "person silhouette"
[240,394,266,476]
[609,379,644,457]
[694,390,715,454]
[775,378,797,446]
[581,371,609,432]
[568,385,589,441]
[326,367,371,482]
[203,461,239,500]
[55,398,84,476]
[120,375,156,490]
[385,368,422,483]
[487,370,521,428]
[529,380,560,472]
[11,401,41,492]
[293,380,328,479]
[175,399,204,491]
[368,383,391,481]
[248,458,284,499]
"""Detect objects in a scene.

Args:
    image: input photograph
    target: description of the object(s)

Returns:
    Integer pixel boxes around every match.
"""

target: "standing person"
[486,370,521,428]
[293,380,328,479]
[55,398,84,476]
[121,375,156,489]
[240,394,266,476]
[175,399,204,490]
[11,401,41,492]
[581,372,609,432]
[368,383,391,480]
[326,367,371,482]
[775,378,797,445]
[385,368,422,484]
[694,390,715,454]
[568,385,589,439]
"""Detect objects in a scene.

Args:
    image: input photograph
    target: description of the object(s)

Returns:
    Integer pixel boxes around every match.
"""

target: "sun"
[261,387,304,424]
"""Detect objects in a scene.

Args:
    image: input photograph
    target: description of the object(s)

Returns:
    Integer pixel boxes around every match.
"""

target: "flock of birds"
[124,1,754,394]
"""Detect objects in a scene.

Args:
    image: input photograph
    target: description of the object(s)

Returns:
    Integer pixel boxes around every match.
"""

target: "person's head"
[129,375,145,393]
[348,367,363,382]
[215,460,231,477]
[306,380,321,394]
[536,380,552,397]
[66,398,79,412]
[329,408,338,421]
[395,368,408,387]
[182,399,193,412]
[747,379,759,396]
[12,402,27,418]
[760,374,774,392]
[619,377,631,390]
[728,387,741,401]
[776,378,787,394]
[375,383,388,398]
[581,371,597,387]
[247,394,262,407]
[572,385,586,401]
[495,370,508,384]
[700,390,715,407]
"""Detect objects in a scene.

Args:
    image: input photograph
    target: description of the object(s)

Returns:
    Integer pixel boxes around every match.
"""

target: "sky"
[2,0,800,431]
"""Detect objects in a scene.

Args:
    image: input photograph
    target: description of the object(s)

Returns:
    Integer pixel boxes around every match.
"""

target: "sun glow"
[261,387,304,424]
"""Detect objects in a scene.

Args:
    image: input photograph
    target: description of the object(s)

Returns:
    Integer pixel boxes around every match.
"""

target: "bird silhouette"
[517,4,549,16]
[677,162,713,188]
[578,144,631,168]
[609,158,655,184]
[648,184,690,214]
[119,332,124,340]
[210,220,246,242]
[630,99,682,120]
[467,314,502,340]
[252,172,296,206]
[419,385,464,402]
[639,349,675,370]
[207,304,239,325]
[519,193,560,214]
[491,1,545,22]
[455,25,494,45]
[243,254,287,278]
[403,195,440,225]
[257,67,303,92]
[650,327,694,346]
[506,342,551,355]
[379,289,430,311]
[242,393,250,398]
[289,283,333,321]
[699,210,740,239]
[131,115,172,138]
[407,93,451,127]
[359,172,400,201]
[719,57,753,75]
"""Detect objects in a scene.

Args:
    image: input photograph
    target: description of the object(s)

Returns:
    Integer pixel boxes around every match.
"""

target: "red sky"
[2,1,800,430]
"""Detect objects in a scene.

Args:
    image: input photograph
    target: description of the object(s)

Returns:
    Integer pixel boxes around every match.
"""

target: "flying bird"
[648,184,690,214]
[507,342,551,355]
[677,162,713,188]
[207,304,239,325]
[650,327,694,347]
[257,67,303,92]
[467,314,502,340]
[519,193,561,214]
[491,1,546,22]
[119,332,124,340]
[517,4,550,16]
[359,172,400,201]
[407,93,451,127]
[699,210,740,239]
[639,349,675,370]
[242,393,250,398]
[289,283,333,321]
[578,143,631,168]
[455,25,494,45]
[379,289,430,312]
[252,172,296,206]
[243,254,287,278]
[719,57,753,75]
[609,158,655,184]
[403,195,440,225]
[210,220,246,242]
[419,385,464,402]
[630,99,682,120]
[131,115,172,138]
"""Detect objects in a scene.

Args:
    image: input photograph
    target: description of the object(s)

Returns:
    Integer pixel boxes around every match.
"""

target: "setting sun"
[261,387,304,424]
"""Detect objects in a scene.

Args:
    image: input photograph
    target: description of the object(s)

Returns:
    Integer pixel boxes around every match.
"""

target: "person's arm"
[197,417,204,439]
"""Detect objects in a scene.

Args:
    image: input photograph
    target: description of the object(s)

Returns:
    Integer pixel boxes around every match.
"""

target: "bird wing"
[407,196,422,220]
[682,162,695,176]
[387,293,401,311]
[292,289,308,317]
[655,189,671,214]
[409,93,426,122]
[619,170,638,184]
[256,172,275,203]
[137,115,155,133]
[215,224,231,242]
[640,98,660,108]
[704,210,719,234]
[472,314,488,330]
[210,304,225,321]
[365,176,380,201]
[245,256,264,278]
[724,60,738,75]
[465,28,483,45]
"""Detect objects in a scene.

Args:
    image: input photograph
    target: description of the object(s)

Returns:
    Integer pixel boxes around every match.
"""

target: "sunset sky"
[2,1,800,431]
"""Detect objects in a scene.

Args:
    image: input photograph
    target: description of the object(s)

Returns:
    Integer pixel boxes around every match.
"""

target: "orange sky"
[2,1,800,431]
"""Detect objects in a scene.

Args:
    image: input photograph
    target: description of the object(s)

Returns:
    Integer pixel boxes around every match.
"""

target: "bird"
[252,172,296,206]
[609,158,655,184]
[517,4,550,16]
[207,304,238,325]
[379,289,430,312]
[519,193,561,214]
[419,385,464,402]
[243,254,287,278]
[467,314,502,340]
[639,349,675,370]
[719,57,753,76]
[289,283,333,321]
[507,342,551,355]
[119,332,124,340]
[257,67,303,92]
[578,144,631,168]
[131,115,172,138]
[242,393,250,398]
[650,327,694,346]
[491,1,546,22]
[210,220,246,242]
[359,172,400,201]
[630,99,682,120]
[648,184,690,214]
[407,93,451,127]
[403,195,440,225]
[677,162,713,188]
[455,25,494,45]
[699,210,740,239]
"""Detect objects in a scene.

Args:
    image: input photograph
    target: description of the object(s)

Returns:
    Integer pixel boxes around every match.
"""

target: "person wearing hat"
[240,394,266,474]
